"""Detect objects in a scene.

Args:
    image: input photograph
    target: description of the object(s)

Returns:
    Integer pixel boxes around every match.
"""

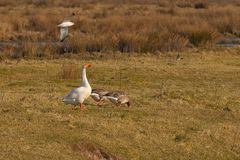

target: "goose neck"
[81,67,90,87]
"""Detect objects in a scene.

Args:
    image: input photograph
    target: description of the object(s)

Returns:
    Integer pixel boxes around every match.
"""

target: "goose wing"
[60,27,68,42]
[63,87,90,104]
[106,96,118,104]
[63,88,79,103]
[92,89,109,96]
[90,92,100,101]
[105,90,125,98]
[58,21,74,27]
[91,88,109,101]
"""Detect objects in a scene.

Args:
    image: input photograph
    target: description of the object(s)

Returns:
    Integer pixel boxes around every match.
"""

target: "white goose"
[57,13,75,42]
[63,64,92,109]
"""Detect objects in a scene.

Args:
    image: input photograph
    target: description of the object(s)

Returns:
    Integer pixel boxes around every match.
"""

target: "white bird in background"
[62,64,92,110]
[57,13,75,42]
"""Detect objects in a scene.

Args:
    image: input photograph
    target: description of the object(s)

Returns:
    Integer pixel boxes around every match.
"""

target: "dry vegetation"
[0,0,240,58]
[0,48,240,159]
[0,1,240,159]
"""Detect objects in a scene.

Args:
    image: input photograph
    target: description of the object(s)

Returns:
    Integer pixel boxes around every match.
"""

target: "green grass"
[0,50,240,159]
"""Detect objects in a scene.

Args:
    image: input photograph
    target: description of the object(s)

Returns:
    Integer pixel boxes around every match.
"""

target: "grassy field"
[0,0,240,159]
[0,48,240,159]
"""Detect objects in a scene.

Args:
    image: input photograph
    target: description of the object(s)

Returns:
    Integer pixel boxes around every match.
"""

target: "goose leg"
[80,103,86,110]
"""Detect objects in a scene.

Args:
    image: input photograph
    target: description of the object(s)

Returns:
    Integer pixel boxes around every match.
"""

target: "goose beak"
[84,64,92,68]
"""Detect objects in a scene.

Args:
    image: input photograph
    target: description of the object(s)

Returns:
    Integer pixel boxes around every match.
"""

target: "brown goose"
[105,91,130,107]
[90,88,109,105]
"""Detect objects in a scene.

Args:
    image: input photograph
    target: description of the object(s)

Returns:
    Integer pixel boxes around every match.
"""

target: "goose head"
[82,64,92,69]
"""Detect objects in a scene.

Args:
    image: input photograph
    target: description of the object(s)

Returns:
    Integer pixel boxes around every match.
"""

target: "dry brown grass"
[0,0,239,57]
[59,63,80,80]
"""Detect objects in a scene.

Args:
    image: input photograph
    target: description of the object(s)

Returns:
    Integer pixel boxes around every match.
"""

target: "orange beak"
[84,64,92,68]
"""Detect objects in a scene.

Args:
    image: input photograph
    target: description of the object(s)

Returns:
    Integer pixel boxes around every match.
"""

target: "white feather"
[106,96,118,104]
[63,87,91,105]
[90,93,101,101]
[60,27,68,42]
[58,21,74,28]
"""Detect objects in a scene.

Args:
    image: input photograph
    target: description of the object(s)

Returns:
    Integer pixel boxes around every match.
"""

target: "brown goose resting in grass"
[105,91,130,107]
[90,88,109,106]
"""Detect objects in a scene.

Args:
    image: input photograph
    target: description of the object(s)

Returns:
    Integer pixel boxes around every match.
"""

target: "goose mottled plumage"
[105,91,130,107]
[90,88,109,105]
